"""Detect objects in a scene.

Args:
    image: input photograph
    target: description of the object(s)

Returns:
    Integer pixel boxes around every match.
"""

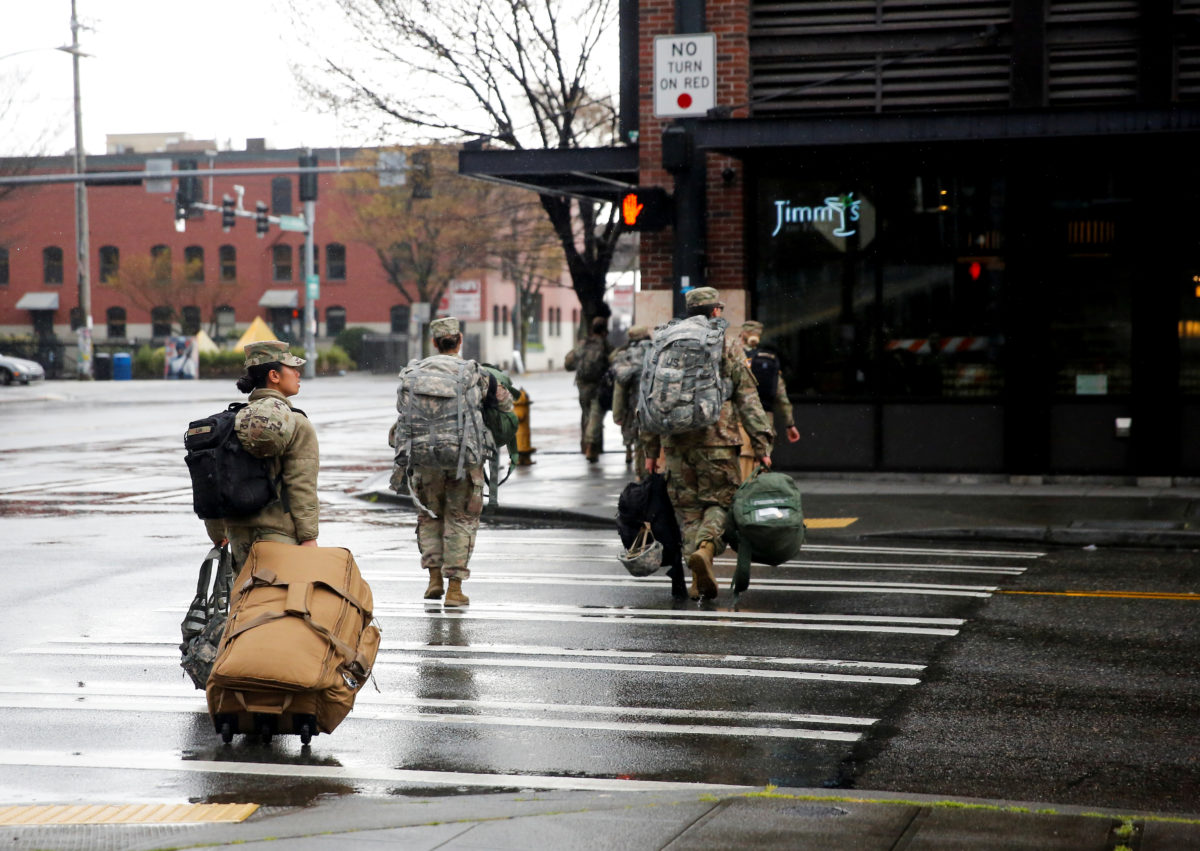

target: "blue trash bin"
[112,352,132,381]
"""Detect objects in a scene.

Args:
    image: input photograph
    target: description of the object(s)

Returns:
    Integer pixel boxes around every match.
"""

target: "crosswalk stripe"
[430,539,1045,559]
[0,750,758,793]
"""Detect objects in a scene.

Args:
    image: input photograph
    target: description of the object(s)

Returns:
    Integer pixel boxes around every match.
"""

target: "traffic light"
[255,201,269,237]
[221,195,236,231]
[411,150,432,199]
[174,158,200,227]
[298,153,318,202]
[618,188,671,232]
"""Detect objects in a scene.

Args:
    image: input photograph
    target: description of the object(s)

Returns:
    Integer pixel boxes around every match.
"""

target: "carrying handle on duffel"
[233,690,293,716]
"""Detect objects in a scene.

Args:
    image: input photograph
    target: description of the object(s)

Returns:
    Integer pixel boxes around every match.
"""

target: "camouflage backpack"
[391,355,490,480]
[574,337,609,383]
[636,316,732,435]
[611,339,651,388]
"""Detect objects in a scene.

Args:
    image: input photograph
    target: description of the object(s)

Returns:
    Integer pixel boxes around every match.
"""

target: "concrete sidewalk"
[12,786,1199,850]
[357,449,1200,549]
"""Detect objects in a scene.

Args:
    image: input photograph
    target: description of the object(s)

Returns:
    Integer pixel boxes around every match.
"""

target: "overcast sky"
[1,0,348,157]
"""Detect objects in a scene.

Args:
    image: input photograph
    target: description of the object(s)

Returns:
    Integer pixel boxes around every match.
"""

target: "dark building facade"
[463,1,1200,477]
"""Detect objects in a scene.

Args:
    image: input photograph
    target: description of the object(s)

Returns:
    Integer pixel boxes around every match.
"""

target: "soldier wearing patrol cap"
[390,316,514,608]
[640,288,774,600]
[203,340,319,571]
[738,320,801,480]
[610,325,652,474]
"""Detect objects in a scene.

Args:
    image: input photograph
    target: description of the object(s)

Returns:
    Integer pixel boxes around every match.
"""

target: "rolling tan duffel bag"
[206,541,381,744]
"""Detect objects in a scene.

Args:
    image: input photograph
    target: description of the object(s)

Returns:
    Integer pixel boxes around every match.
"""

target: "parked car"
[0,353,46,385]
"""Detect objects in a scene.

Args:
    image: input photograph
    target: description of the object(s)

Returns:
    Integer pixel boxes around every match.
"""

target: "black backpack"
[616,473,685,596]
[184,403,279,519]
[747,348,781,409]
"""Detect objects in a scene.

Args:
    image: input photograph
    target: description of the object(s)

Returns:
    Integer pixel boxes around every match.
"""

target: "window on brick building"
[98,246,119,283]
[0,247,8,285]
[271,177,292,215]
[219,245,236,281]
[273,245,293,281]
[181,305,201,335]
[106,306,126,339]
[151,306,172,338]
[184,246,204,282]
[326,306,346,337]
[151,245,171,281]
[326,243,346,280]
[215,305,236,340]
[43,246,63,284]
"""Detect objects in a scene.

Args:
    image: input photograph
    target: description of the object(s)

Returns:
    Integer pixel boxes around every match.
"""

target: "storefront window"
[879,176,1006,397]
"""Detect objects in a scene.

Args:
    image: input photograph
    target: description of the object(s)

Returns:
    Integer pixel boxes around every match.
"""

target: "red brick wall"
[638,0,750,294]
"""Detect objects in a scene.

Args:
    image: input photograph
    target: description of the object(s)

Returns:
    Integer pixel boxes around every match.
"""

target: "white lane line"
[27,638,926,673]
[0,750,758,793]
[405,539,1045,559]
[0,685,881,727]
[370,657,920,685]
[361,573,995,597]
[0,694,864,741]
[153,601,965,627]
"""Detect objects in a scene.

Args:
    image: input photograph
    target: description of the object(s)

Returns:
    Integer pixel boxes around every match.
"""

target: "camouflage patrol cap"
[627,325,650,341]
[244,340,305,368]
[684,287,724,309]
[741,320,764,336]
[430,316,460,339]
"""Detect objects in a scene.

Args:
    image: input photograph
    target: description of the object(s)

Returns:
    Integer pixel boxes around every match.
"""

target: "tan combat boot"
[687,542,718,600]
[424,567,444,600]
[444,578,470,608]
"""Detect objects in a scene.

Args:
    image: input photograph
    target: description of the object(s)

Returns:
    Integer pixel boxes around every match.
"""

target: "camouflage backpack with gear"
[611,338,651,388]
[572,336,609,383]
[636,315,733,435]
[391,355,491,480]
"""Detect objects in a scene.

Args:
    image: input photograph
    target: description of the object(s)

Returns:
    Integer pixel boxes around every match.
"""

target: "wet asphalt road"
[0,374,1195,814]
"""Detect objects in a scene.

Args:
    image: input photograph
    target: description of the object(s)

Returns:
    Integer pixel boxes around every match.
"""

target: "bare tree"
[288,0,623,329]
[328,147,499,354]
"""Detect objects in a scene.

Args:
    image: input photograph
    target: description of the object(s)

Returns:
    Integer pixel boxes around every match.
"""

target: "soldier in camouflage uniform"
[641,289,774,600]
[565,316,612,462]
[204,340,319,571]
[610,325,651,474]
[738,320,801,480]
[392,317,514,608]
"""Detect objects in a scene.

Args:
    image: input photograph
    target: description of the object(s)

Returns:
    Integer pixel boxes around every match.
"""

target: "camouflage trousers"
[412,466,484,581]
[577,382,605,447]
[664,446,742,560]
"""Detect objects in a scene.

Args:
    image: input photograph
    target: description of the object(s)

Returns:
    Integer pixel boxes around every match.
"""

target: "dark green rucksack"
[723,467,805,594]
[479,363,521,512]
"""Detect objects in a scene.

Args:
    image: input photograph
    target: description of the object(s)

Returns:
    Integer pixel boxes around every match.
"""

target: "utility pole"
[65,0,92,378]
[299,151,318,380]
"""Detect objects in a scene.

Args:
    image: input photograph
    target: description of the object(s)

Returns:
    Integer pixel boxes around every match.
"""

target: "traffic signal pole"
[68,0,92,379]
[303,198,316,380]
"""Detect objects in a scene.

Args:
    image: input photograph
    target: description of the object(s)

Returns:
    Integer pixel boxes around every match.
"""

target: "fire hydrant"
[514,388,536,465]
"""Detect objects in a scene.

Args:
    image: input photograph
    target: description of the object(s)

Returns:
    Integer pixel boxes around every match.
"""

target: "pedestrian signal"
[618,188,670,232]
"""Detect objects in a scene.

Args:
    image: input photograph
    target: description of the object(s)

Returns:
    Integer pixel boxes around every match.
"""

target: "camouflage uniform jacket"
[642,338,774,458]
[204,387,320,544]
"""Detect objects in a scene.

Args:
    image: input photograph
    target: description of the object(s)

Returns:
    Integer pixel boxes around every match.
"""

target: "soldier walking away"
[610,325,652,475]
[564,316,612,462]
[203,340,320,571]
[738,320,801,480]
[390,317,514,608]
[640,289,774,600]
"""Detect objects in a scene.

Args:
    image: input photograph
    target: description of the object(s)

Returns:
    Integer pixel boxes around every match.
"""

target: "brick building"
[464,1,1200,478]
[0,143,581,375]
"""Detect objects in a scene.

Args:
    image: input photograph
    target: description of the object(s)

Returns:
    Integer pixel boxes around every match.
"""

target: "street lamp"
[58,0,92,379]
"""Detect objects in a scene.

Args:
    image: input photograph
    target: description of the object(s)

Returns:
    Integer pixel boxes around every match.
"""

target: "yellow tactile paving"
[0,802,258,826]
[804,517,858,529]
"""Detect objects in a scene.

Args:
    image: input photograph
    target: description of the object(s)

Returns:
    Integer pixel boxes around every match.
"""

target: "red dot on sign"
[677,93,693,109]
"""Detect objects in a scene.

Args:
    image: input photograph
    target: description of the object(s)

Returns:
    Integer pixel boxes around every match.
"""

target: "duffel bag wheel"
[299,723,313,746]
[220,721,233,744]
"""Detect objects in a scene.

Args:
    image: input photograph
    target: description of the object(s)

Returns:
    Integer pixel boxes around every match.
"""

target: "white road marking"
[419,538,1045,559]
[0,750,758,793]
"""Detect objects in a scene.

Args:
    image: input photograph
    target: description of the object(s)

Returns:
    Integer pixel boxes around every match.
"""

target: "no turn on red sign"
[654,33,716,118]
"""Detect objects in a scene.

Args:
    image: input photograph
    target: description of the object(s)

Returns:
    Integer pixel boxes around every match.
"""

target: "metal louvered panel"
[1178,45,1200,99]
[752,50,1010,115]
[1047,1,1138,22]
[1047,45,1139,103]
[752,0,1011,32]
